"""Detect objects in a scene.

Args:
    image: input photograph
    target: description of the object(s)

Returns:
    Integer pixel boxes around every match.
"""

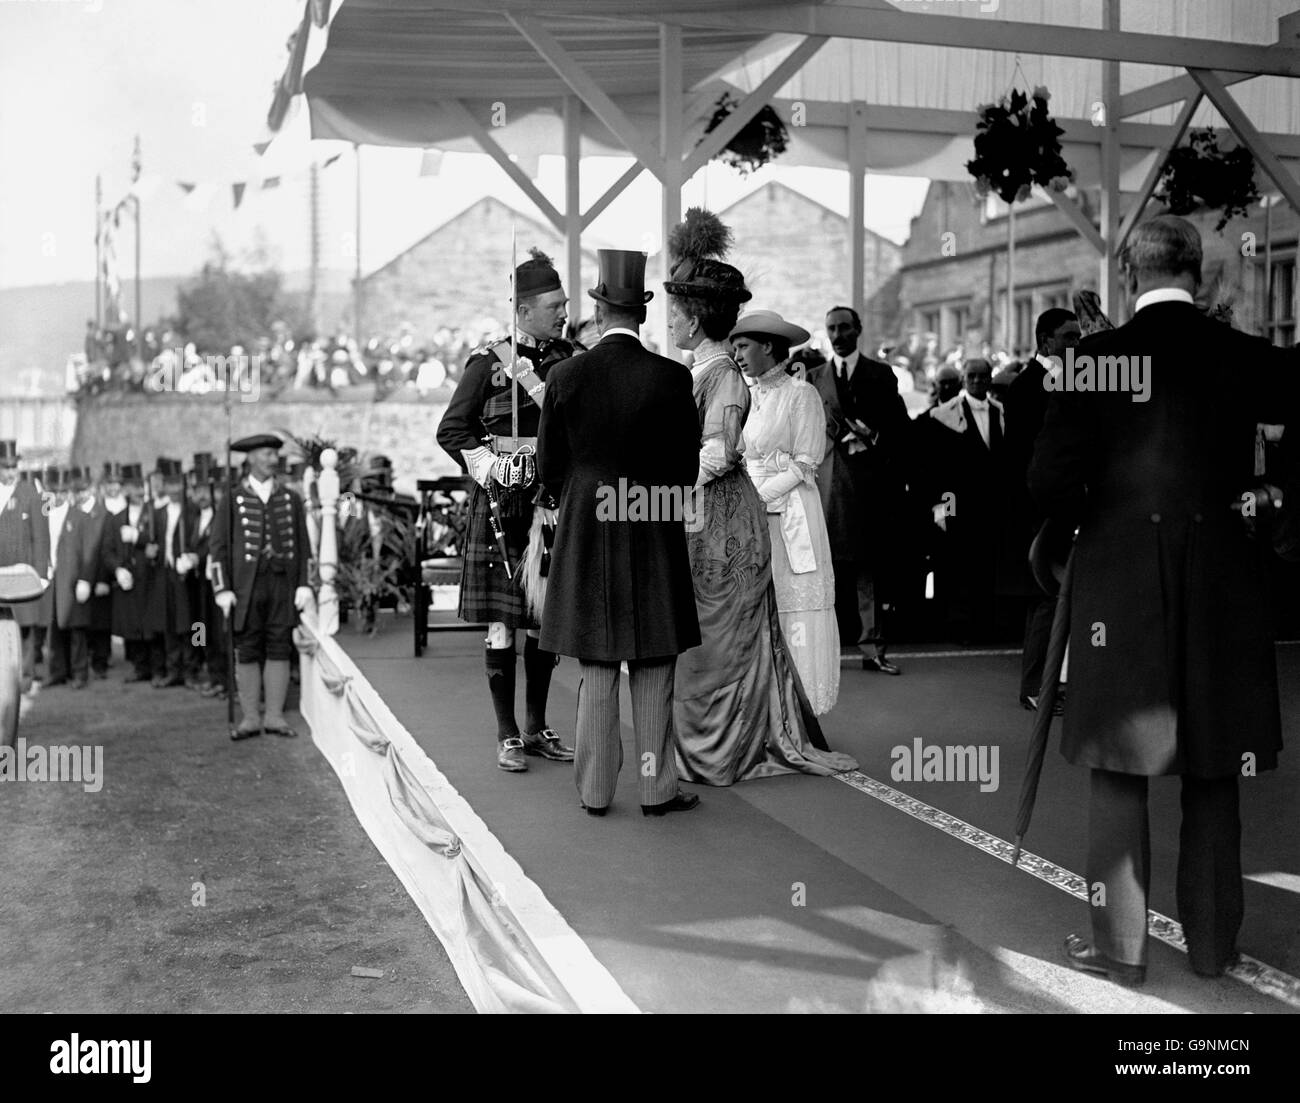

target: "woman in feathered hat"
[665,209,856,784]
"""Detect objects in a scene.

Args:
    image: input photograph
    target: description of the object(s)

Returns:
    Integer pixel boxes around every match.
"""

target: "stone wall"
[70,390,462,492]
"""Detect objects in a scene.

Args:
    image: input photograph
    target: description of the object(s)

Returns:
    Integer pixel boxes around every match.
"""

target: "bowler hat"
[588,250,653,307]
[729,310,810,347]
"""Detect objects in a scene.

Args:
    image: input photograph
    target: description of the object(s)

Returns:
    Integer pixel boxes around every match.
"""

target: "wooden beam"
[563,95,583,311]
[1188,68,1300,213]
[848,102,867,322]
[444,99,564,231]
[1117,71,1248,119]
[1046,189,1105,256]
[765,99,1300,158]
[581,162,644,230]
[508,13,665,182]
[681,35,828,179]
[660,23,683,355]
[1115,92,1203,254]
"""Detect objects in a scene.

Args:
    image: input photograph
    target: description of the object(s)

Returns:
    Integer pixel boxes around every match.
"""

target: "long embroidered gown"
[743,362,842,716]
[673,341,857,783]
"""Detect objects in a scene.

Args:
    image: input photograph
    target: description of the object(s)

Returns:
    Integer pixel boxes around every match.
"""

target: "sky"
[0,0,929,292]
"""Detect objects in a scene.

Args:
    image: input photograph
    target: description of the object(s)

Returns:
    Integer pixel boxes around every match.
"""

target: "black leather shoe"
[641,791,700,817]
[1192,952,1239,979]
[862,656,902,675]
[1063,933,1146,986]
[264,724,298,738]
[230,726,262,742]
[581,803,608,817]
[1020,694,1038,711]
[521,728,575,761]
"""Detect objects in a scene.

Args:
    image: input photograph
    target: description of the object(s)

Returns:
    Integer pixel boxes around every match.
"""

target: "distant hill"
[0,269,355,397]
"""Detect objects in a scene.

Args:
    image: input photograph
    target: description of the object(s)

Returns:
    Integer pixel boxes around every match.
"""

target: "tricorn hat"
[588,249,653,307]
[0,440,19,465]
[514,247,563,299]
[230,433,284,454]
[663,208,752,304]
[729,310,810,348]
[155,456,184,479]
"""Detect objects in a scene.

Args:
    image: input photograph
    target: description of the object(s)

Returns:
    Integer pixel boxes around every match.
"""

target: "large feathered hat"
[663,207,752,303]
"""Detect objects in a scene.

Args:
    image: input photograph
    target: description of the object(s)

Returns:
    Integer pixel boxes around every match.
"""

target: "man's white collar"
[600,327,641,342]
[1135,288,1194,312]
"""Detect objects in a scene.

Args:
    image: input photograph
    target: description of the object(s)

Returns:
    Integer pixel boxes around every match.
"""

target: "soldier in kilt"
[436,247,580,772]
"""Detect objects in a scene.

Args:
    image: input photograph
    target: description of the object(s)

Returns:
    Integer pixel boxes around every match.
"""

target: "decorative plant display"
[1154,127,1260,232]
[700,92,789,176]
[966,86,1073,205]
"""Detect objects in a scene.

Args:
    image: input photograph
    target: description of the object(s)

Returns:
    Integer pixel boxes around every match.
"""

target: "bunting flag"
[253,140,271,157]
[419,149,444,178]
[100,208,125,323]
[322,152,342,168]
[261,176,282,190]
[232,182,247,209]
[177,181,196,194]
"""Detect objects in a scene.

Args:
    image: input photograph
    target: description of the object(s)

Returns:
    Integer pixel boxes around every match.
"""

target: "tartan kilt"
[458,483,538,629]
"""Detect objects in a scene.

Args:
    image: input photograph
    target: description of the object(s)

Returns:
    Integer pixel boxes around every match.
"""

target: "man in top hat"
[187,452,223,694]
[0,440,50,690]
[143,457,199,687]
[436,246,581,772]
[103,461,153,681]
[79,463,115,679]
[41,467,98,688]
[537,249,702,816]
[807,306,911,675]
[209,433,313,739]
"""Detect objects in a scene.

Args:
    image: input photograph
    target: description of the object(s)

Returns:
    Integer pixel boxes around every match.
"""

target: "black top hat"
[663,208,752,304]
[0,440,18,465]
[69,466,91,490]
[190,452,216,482]
[588,250,653,308]
[102,460,123,482]
[41,466,63,491]
[120,462,144,483]
[156,456,184,479]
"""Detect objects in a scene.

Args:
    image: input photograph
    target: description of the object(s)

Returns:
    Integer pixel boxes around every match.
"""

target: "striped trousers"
[575,658,679,809]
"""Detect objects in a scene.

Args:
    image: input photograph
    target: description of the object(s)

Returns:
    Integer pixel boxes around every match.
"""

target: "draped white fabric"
[294,613,638,1014]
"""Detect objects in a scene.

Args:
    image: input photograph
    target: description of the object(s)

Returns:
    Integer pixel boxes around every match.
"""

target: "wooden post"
[1006,203,1016,352]
[659,23,683,357]
[563,96,583,328]
[1099,0,1122,317]
[848,101,868,325]
[354,143,363,341]
[318,447,340,637]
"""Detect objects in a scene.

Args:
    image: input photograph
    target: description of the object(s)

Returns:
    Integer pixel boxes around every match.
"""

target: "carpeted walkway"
[341,620,1299,1014]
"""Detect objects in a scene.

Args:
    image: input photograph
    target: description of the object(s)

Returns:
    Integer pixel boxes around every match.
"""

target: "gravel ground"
[0,657,474,1014]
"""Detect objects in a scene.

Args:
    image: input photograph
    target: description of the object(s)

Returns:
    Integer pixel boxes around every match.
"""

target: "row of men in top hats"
[0,444,247,693]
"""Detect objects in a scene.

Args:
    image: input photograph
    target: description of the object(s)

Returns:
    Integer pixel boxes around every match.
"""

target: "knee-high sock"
[523,635,556,733]
[235,661,263,730]
[485,644,518,740]
[263,659,291,727]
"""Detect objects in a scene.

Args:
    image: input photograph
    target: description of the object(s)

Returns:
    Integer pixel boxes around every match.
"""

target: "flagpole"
[94,174,102,331]
[132,134,143,364]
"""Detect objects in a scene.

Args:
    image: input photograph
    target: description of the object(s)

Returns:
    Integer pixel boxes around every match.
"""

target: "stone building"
[718,181,903,341]
[896,181,1299,358]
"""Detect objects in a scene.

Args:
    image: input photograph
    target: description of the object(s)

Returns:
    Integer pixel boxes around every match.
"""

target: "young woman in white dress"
[730,311,841,715]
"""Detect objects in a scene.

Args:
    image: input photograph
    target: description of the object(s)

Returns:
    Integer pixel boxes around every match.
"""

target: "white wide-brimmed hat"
[729,310,810,347]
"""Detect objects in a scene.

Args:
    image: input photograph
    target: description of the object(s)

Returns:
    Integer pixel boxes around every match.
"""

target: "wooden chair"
[412,475,482,655]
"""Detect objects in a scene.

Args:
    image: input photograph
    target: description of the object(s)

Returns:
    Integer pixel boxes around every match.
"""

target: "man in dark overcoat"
[104,462,154,681]
[538,249,702,817]
[1029,215,1298,984]
[0,441,50,691]
[1003,309,1080,708]
[144,458,196,687]
[42,467,97,688]
[806,306,911,673]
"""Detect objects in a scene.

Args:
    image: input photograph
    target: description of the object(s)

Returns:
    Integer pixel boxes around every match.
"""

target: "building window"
[920,307,941,336]
[1268,256,1296,347]
[1040,286,1071,312]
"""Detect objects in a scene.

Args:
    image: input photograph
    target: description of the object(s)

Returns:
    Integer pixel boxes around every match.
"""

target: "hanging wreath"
[700,92,789,177]
[966,86,1073,205]
[1154,128,1260,233]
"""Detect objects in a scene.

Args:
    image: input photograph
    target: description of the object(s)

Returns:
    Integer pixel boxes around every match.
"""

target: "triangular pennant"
[232,181,247,209]
[261,176,282,190]
[177,181,196,194]
[253,140,271,157]
[310,0,332,28]
[322,153,342,168]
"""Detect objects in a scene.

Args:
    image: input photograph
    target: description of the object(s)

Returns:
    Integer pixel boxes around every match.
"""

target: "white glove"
[463,446,495,490]
[932,504,948,532]
[115,567,134,592]
[215,590,236,617]
[144,542,159,561]
[75,579,92,604]
[119,524,139,544]
[294,585,315,612]
[94,581,110,597]
[175,552,199,576]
